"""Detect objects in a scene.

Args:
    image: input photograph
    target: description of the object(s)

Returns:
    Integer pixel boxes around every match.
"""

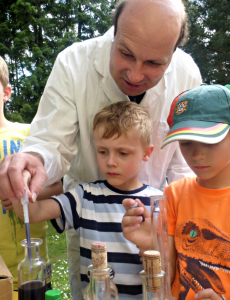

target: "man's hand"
[195,289,224,300]
[0,152,47,203]
[122,198,152,252]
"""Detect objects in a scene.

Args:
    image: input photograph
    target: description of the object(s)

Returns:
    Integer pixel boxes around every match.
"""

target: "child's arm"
[12,197,61,223]
[37,181,63,201]
[1,181,63,210]
[168,235,176,284]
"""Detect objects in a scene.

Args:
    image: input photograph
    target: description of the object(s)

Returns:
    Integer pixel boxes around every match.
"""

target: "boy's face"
[179,131,230,189]
[94,126,153,191]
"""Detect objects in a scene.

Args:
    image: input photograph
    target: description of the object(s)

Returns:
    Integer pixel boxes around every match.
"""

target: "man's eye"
[147,61,161,67]
[121,51,132,58]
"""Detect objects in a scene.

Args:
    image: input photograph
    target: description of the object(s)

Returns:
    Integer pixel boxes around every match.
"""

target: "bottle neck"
[140,270,165,300]
[90,268,110,300]
[24,244,40,259]
[87,264,115,280]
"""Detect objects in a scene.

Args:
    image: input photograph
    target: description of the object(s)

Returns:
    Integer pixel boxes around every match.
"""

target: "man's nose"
[126,62,144,84]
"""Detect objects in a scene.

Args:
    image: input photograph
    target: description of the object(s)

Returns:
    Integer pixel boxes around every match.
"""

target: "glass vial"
[18,238,46,300]
[84,242,119,300]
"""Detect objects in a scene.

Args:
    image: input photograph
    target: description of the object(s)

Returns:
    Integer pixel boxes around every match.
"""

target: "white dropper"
[21,189,32,269]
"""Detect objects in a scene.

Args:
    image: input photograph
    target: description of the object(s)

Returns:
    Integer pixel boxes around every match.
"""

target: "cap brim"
[161,121,230,148]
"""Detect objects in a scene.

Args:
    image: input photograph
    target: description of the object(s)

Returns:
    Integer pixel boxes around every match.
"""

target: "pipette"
[21,189,32,269]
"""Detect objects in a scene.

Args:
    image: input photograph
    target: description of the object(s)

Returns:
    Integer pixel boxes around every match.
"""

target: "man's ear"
[3,85,11,102]
[143,145,154,162]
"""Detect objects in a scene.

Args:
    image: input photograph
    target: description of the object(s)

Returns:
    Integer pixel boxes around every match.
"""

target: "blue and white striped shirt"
[51,180,162,300]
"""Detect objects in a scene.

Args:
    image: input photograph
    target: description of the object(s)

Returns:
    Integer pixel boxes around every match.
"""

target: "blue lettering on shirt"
[3,140,7,157]
[1,140,21,214]
[10,140,21,154]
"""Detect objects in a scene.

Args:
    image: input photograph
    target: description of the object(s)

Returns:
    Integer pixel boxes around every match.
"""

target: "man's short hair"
[93,101,153,146]
[111,0,189,48]
[0,56,9,89]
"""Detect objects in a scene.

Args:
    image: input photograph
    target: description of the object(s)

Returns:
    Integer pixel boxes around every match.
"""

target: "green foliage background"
[0,0,117,123]
[183,0,230,85]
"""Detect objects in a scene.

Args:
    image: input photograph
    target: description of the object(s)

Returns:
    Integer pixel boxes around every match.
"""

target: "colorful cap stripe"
[166,123,229,139]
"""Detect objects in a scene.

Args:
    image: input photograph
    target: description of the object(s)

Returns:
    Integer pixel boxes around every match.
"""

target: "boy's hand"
[1,198,14,210]
[195,289,223,300]
[1,169,34,210]
[0,153,46,203]
[122,198,152,252]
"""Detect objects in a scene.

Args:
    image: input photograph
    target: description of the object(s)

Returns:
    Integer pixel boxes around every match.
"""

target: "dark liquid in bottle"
[18,280,45,300]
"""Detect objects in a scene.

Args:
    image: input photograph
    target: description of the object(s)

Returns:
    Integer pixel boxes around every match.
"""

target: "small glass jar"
[84,264,118,300]
[18,238,46,300]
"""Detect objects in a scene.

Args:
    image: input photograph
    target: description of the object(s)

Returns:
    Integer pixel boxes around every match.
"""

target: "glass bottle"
[140,270,166,300]
[149,195,174,300]
[84,242,119,300]
[140,250,167,300]
[45,289,62,299]
[18,238,46,300]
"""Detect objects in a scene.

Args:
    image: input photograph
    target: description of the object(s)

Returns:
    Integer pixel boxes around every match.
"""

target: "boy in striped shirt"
[13,101,162,300]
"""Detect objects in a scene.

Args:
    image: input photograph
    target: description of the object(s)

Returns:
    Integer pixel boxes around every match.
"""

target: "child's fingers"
[134,199,151,218]
[122,198,137,210]
[123,198,151,218]
[122,215,143,229]
[22,170,32,187]
[195,288,221,300]
[1,198,15,210]
[22,170,34,203]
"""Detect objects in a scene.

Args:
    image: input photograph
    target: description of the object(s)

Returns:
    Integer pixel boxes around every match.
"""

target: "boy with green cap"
[122,84,230,300]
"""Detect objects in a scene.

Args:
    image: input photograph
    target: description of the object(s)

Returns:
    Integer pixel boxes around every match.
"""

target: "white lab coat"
[21,27,202,192]
[21,27,202,300]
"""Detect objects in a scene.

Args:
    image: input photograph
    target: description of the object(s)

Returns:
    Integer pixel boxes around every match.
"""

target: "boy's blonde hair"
[0,56,9,89]
[93,101,153,146]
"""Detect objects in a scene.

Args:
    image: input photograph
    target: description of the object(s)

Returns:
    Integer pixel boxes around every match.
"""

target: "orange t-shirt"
[165,177,230,300]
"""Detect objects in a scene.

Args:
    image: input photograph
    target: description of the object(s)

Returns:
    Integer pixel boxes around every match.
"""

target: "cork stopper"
[91,242,107,269]
[142,250,163,292]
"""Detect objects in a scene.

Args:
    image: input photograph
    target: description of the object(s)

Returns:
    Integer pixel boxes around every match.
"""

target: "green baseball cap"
[45,289,62,300]
[161,84,230,148]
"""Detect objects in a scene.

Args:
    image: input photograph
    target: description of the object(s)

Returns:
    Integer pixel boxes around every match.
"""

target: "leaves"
[183,0,230,85]
[1,0,116,123]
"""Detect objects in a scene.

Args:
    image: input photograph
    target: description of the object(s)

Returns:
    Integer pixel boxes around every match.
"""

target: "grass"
[47,221,72,299]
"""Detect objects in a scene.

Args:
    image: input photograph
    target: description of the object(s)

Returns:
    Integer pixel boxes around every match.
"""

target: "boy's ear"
[3,85,11,102]
[143,145,154,162]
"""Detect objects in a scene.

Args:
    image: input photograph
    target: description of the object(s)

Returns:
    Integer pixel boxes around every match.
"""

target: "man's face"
[109,1,180,96]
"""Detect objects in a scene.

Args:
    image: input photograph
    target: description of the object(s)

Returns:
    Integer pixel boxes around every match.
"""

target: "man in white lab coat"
[0,0,202,298]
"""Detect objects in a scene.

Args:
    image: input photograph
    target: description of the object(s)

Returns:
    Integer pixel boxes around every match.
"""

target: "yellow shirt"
[0,123,51,290]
